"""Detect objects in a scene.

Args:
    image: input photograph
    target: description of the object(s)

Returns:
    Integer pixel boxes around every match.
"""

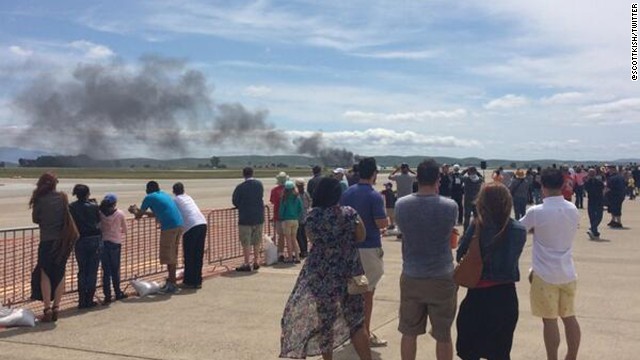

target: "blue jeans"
[588,202,603,237]
[513,197,527,220]
[75,235,103,295]
[532,189,542,204]
[101,240,123,298]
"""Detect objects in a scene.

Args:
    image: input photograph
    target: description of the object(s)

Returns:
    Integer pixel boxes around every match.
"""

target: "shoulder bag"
[453,224,483,288]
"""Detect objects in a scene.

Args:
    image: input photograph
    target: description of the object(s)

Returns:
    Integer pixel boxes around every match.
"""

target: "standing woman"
[279,180,303,264]
[455,183,527,360]
[69,184,103,308]
[280,177,371,360]
[30,173,73,322]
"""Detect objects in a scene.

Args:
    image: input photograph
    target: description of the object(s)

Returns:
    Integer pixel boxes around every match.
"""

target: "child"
[381,181,397,230]
[628,177,636,200]
[99,193,128,303]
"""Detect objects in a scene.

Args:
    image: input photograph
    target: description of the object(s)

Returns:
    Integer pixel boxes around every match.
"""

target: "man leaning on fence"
[129,181,184,294]
[232,167,265,272]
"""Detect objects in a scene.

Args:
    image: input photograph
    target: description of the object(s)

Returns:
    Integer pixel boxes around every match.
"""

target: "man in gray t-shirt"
[388,163,416,198]
[395,158,458,360]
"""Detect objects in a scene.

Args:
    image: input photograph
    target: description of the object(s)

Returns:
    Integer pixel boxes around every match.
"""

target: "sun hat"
[515,169,526,179]
[284,180,295,190]
[276,172,288,185]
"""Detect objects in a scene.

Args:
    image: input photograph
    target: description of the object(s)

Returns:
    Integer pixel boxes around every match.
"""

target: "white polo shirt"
[174,194,207,233]
[519,196,579,284]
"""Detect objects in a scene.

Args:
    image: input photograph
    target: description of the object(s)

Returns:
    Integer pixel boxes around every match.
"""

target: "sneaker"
[235,264,252,272]
[293,257,301,264]
[369,333,388,347]
[158,283,180,294]
[586,230,596,240]
[103,296,112,305]
[252,263,260,270]
[611,222,623,228]
[115,293,128,300]
[278,255,285,263]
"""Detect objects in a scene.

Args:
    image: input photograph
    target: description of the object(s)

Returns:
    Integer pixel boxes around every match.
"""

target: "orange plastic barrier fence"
[0,206,273,310]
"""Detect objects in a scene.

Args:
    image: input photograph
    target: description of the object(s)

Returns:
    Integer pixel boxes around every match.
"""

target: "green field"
[0,167,314,180]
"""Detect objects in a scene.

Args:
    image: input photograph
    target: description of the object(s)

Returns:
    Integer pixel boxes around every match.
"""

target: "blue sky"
[0,1,638,160]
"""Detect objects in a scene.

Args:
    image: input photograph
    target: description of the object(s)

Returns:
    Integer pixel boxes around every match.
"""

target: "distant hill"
[0,147,53,164]
[6,147,638,170]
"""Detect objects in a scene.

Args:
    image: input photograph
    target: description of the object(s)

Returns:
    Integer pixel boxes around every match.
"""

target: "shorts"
[160,228,182,265]
[281,220,299,237]
[274,220,284,235]
[358,248,384,290]
[386,208,395,218]
[239,224,263,247]
[530,273,577,319]
[398,274,457,342]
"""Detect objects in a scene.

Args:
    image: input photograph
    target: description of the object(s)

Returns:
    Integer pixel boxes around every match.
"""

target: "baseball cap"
[332,167,345,174]
[104,193,118,203]
[284,180,295,190]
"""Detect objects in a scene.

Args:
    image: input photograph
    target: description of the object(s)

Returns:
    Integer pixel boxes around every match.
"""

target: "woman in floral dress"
[280,177,371,360]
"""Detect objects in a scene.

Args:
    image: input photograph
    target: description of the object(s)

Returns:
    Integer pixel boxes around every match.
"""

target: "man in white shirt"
[519,168,581,360]
[173,182,208,289]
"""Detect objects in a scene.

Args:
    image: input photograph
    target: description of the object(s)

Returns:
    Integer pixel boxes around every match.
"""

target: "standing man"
[519,168,581,360]
[450,164,464,225]
[439,164,452,198]
[395,159,458,360]
[462,167,483,232]
[509,169,529,220]
[388,163,416,240]
[332,167,349,191]
[605,165,626,228]
[232,167,265,272]
[129,181,184,294]
[270,172,288,262]
[306,165,322,200]
[388,163,416,199]
[584,168,605,240]
[341,157,389,347]
[172,182,207,289]
[294,178,311,258]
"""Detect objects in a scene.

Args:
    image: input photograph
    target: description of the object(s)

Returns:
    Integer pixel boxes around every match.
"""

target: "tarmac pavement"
[1,198,640,359]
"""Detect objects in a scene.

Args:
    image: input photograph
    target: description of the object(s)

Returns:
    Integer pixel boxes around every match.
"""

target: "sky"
[0,1,638,161]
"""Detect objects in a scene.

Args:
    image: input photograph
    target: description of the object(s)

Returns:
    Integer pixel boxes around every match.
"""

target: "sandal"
[41,307,53,323]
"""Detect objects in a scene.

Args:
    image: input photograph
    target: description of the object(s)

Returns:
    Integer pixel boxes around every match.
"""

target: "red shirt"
[270,185,284,221]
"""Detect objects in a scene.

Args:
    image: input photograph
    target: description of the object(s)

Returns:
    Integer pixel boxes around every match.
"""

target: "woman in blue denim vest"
[455,182,527,360]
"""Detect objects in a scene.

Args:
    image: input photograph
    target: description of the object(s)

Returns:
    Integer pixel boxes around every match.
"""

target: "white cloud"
[243,85,273,97]
[540,92,586,105]
[69,40,115,59]
[288,128,482,150]
[352,49,440,60]
[581,98,640,114]
[343,109,466,124]
[484,94,529,110]
[9,46,32,57]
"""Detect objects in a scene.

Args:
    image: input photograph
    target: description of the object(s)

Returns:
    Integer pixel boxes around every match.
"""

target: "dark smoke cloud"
[14,55,212,158]
[294,132,355,167]
[211,103,289,150]
[11,55,293,158]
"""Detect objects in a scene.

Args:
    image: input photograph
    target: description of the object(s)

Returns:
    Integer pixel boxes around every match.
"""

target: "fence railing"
[0,206,273,310]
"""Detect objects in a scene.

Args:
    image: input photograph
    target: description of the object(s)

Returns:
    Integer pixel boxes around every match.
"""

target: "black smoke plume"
[12,55,289,158]
[211,103,289,150]
[294,132,355,167]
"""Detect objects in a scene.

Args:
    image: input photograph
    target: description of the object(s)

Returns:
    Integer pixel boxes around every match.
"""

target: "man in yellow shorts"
[520,168,581,360]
